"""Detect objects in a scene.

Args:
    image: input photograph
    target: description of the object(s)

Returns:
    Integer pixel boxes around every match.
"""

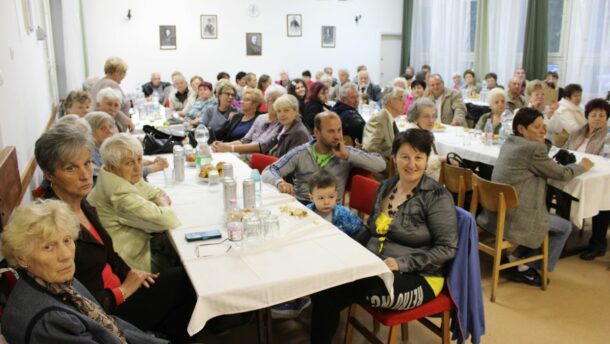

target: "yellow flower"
[375,212,393,253]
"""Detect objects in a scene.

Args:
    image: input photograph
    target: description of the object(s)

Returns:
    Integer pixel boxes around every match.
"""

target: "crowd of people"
[1,55,609,343]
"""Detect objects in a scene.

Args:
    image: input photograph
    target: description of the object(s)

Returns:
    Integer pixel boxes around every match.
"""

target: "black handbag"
[142,125,185,155]
[446,152,493,180]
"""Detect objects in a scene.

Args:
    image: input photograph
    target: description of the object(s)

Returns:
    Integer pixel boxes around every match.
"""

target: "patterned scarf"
[28,272,128,344]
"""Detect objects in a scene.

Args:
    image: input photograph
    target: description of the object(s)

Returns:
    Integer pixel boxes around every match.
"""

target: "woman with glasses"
[200,80,239,132]
[406,98,444,181]
[215,88,264,142]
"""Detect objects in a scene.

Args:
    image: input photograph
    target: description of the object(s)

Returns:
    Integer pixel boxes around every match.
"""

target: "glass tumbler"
[264,215,280,240]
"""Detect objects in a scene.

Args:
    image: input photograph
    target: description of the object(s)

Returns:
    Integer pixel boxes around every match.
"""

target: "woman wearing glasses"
[200,80,239,132]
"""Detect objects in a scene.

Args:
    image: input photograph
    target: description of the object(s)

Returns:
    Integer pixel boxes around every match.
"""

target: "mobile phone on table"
[185,229,222,242]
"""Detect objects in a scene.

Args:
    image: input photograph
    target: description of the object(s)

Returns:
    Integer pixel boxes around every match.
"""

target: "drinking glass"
[208,170,220,192]
[163,168,174,187]
[244,218,262,244]
[264,215,280,239]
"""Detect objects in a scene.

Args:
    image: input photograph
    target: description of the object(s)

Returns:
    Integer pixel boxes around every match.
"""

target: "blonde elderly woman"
[214,88,264,142]
[89,56,134,131]
[362,86,406,179]
[526,80,559,130]
[168,73,196,116]
[1,200,168,344]
[406,98,443,181]
[475,88,508,134]
[269,93,311,157]
[96,87,129,133]
[87,133,181,273]
[201,80,239,132]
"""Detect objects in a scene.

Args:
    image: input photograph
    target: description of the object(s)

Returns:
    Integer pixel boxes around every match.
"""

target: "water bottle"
[152,95,160,114]
[484,118,493,146]
[173,146,185,182]
[195,125,212,167]
[499,107,514,143]
[250,169,262,208]
[480,81,488,102]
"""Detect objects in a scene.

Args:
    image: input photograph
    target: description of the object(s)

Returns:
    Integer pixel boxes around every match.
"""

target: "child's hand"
[383,257,399,271]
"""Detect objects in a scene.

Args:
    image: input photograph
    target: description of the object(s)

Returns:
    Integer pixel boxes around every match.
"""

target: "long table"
[433,126,610,226]
[145,153,393,336]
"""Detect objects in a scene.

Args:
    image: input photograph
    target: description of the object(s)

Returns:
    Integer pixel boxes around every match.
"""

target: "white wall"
[61,0,87,91]
[81,0,404,92]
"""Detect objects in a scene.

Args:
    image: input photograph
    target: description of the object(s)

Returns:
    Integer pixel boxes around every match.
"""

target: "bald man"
[142,72,171,104]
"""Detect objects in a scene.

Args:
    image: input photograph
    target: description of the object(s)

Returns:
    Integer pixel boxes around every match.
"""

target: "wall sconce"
[355,15,362,24]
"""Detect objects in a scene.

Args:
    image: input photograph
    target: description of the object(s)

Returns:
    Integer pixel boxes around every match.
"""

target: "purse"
[142,125,185,155]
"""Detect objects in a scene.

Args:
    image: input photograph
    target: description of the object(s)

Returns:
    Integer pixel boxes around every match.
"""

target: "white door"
[379,34,402,87]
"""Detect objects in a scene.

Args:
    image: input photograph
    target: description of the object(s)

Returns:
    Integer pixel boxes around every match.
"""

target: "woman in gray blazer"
[478,108,593,286]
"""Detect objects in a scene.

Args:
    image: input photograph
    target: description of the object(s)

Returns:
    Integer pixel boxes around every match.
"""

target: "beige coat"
[87,168,181,272]
[362,108,396,179]
[426,88,467,126]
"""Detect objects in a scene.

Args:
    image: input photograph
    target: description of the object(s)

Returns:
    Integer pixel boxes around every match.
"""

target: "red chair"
[348,175,380,219]
[250,153,278,174]
[343,168,373,205]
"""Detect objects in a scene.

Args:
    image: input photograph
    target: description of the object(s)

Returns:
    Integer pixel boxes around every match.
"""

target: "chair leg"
[387,325,399,344]
[491,251,501,302]
[441,311,450,344]
[541,234,549,291]
[401,323,409,342]
[344,305,356,344]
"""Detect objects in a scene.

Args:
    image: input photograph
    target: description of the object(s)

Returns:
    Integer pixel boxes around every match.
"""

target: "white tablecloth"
[146,153,393,335]
[433,126,610,226]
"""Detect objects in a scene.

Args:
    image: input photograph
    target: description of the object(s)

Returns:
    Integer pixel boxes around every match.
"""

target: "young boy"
[306,169,364,237]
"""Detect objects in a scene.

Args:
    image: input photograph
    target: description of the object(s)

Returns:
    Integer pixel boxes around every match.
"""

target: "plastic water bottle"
[499,107,514,143]
[195,125,212,167]
[480,81,488,102]
[484,119,493,146]
[250,169,262,208]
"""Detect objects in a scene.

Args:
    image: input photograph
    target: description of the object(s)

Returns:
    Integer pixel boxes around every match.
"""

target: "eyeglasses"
[222,92,235,97]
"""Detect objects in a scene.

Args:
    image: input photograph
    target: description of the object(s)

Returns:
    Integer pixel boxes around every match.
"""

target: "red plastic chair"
[348,175,380,219]
[250,153,278,174]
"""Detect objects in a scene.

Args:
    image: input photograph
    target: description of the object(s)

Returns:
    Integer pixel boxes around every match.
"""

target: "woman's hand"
[212,141,231,153]
[120,270,159,299]
[384,257,399,271]
[153,192,172,207]
[580,157,594,171]
[147,157,169,173]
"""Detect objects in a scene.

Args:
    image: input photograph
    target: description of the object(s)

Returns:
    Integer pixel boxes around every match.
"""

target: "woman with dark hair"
[478,108,593,286]
[462,69,481,95]
[187,81,217,127]
[565,99,610,261]
[303,82,330,131]
[404,79,426,114]
[311,129,458,344]
[548,84,585,147]
[288,78,308,116]
[257,74,272,112]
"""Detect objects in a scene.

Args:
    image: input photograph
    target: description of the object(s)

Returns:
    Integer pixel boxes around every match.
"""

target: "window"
[548,0,564,53]
[469,0,477,52]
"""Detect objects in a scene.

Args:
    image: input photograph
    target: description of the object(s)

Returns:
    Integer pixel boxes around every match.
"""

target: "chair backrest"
[470,174,518,215]
[349,175,380,217]
[0,147,22,232]
[345,168,373,193]
[440,162,473,209]
[250,153,278,173]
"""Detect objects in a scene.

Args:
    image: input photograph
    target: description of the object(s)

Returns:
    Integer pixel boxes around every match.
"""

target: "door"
[379,34,402,87]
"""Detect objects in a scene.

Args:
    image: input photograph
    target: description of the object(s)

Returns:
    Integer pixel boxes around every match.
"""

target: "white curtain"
[565,0,610,100]
[410,0,472,82]
[485,0,528,86]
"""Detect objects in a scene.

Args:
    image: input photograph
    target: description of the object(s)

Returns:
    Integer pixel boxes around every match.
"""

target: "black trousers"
[115,266,197,343]
[311,272,436,344]
[588,210,610,251]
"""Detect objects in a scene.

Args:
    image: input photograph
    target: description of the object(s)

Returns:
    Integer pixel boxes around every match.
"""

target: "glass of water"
[264,215,280,240]
[208,169,220,192]
[163,168,174,187]
[244,218,262,244]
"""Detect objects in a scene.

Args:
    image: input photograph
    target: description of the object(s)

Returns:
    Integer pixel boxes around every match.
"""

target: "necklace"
[387,186,413,217]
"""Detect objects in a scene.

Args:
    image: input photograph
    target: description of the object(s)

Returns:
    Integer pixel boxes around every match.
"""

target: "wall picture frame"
[159,25,176,50]
[200,15,217,39]
[286,14,302,37]
[321,26,335,48]
[246,33,262,56]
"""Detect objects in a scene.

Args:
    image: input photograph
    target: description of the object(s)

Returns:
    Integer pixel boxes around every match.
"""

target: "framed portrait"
[246,33,262,56]
[159,25,176,50]
[200,15,217,39]
[286,14,302,37]
[321,26,335,48]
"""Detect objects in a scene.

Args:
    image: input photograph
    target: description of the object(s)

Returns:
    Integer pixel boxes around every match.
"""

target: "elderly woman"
[190,75,203,91]
[362,86,407,179]
[406,98,443,180]
[169,73,196,116]
[527,80,559,127]
[212,84,286,154]
[311,129,458,343]
[269,94,311,157]
[1,200,169,344]
[303,82,330,131]
[475,88,508,134]
[257,74,272,112]
[288,78,308,116]
[548,84,585,147]
[56,114,92,133]
[201,80,239,132]
[462,69,481,95]
[566,99,610,261]
[215,88,264,142]
[62,90,91,117]
[186,81,217,127]
[89,56,134,131]
[34,126,197,343]
[96,87,129,133]
[477,108,593,286]
[87,133,181,273]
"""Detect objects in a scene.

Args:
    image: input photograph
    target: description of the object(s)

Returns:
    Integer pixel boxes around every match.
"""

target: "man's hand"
[580,157,594,171]
[331,141,349,160]
[277,181,294,195]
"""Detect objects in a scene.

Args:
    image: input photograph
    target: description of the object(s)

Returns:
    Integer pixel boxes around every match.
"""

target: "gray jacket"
[262,139,386,202]
[365,175,458,276]
[2,273,168,344]
[477,135,585,248]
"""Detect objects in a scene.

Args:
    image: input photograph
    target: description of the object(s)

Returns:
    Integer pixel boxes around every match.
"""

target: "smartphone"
[185,229,222,242]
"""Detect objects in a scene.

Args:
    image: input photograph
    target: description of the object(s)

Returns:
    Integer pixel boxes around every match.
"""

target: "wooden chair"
[470,174,548,302]
[0,147,22,232]
[250,153,278,174]
[348,175,380,220]
[439,162,473,209]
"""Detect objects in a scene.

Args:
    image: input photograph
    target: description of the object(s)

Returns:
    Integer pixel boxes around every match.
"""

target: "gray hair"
[100,133,143,168]
[487,88,507,105]
[320,74,333,84]
[407,98,436,122]
[392,77,408,89]
[56,114,92,134]
[338,68,349,76]
[172,73,186,83]
[96,87,122,104]
[381,86,406,107]
[264,83,287,102]
[1,199,80,268]
[85,111,115,132]
[429,73,444,83]
[338,82,358,100]
[82,75,99,91]
[35,125,95,173]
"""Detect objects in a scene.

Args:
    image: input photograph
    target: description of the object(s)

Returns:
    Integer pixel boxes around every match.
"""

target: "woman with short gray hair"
[56,114,92,134]
[96,87,128,133]
[475,88,508,134]
[405,98,444,181]
[88,133,180,274]
[85,111,116,180]
[168,73,196,116]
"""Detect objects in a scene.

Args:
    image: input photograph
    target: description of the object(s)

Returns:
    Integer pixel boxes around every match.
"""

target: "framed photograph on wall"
[200,15,217,39]
[286,14,302,37]
[159,25,177,50]
[321,26,335,48]
[246,33,262,56]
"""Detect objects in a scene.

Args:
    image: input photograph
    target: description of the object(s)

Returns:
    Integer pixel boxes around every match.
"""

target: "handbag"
[142,125,185,155]
[446,152,493,180]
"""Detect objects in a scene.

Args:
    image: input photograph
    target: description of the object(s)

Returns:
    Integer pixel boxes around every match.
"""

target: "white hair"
[100,133,143,168]
[381,86,406,107]
[56,114,92,134]
[264,84,287,101]
[85,111,115,132]
[392,77,408,89]
[96,87,122,104]
[320,75,333,84]
[338,82,358,100]
[488,88,507,105]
